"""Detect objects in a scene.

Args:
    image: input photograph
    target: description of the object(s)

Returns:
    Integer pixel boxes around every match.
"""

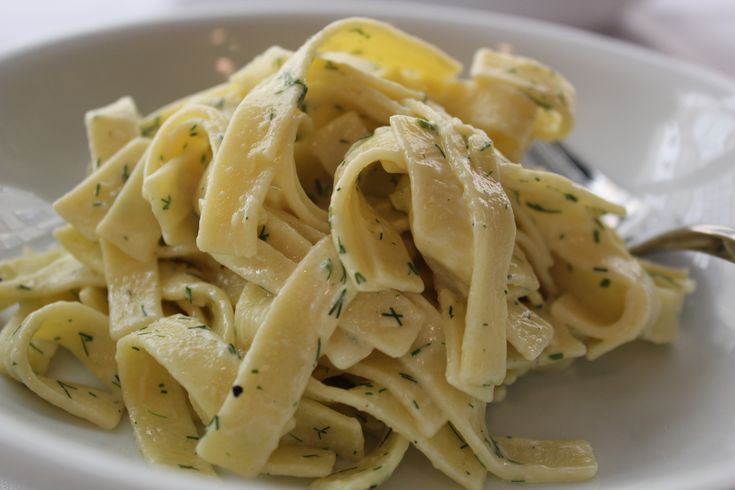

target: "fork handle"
[630,225,735,263]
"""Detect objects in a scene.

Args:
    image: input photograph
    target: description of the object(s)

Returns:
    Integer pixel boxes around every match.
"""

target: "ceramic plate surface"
[0,2,734,489]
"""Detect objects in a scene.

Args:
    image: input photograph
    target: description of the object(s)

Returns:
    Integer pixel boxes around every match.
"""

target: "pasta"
[0,17,695,489]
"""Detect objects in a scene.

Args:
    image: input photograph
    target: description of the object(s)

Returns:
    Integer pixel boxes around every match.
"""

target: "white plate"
[1,2,734,489]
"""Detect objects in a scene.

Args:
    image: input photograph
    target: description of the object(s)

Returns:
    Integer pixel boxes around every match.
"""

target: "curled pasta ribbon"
[638,259,695,343]
[3,301,122,429]
[310,427,409,490]
[471,49,576,142]
[54,138,150,241]
[224,212,423,358]
[306,377,487,489]
[143,104,228,246]
[116,314,240,474]
[117,314,359,477]
[331,103,515,389]
[159,261,235,344]
[0,252,104,311]
[281,398,365,462]
[196,238,358,476]
[346,352,447,438]
[500,163,659,358]
[197,17,459,258]
[398,296,596,482]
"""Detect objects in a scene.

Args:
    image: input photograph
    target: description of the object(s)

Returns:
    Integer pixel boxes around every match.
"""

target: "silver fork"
[527,142,735,264]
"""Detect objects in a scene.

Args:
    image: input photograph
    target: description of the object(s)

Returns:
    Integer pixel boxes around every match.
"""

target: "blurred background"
[0,0,733,80]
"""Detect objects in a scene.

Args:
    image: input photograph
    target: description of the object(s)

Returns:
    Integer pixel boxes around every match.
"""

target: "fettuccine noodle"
[0,18,694,488]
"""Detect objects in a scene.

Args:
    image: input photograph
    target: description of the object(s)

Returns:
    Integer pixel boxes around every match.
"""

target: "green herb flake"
[161,195,172,210]
[407,262,419,276]
[350,27,371,38]
[526,202,561,213]
[302,454,320,458]
[337,237,346,254]
[399,372,418,383]
[328,289,347,319]
[187,324,209,330]
[593,229,601,243]
[416,118,436,131]
[378,428,393,447]
[140,116,161,137]
[340,265,347,285]
[381,307,404,326]
[315,178,325,196]
[324,60,339,70]
[564,193,578,202]
[410,342,432,357]
[322,258,333,280]
[593,266,608,272]
[94,183,101,197]
[313,425,330,440]
[16,284,32,291]
[276,73,308,110]
[57,380,77,398]
[29,342,44,355]
[184,286,193,303]
[354,272,367,285]
[549,353,564,360]
[522,91,552,110]
[599,278,611,288]
[78,332,93,357]
[448,305,455,319]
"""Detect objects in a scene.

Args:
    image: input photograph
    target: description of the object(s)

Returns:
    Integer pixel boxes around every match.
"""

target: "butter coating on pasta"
[0,17,693,489]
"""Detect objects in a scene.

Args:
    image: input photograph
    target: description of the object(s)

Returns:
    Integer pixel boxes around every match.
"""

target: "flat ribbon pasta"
[4,301,122,429]
[0,16,694,490]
